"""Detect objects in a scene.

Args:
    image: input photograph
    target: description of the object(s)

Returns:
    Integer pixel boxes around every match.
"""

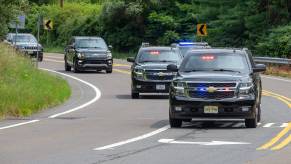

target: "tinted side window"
[246,50,255,68]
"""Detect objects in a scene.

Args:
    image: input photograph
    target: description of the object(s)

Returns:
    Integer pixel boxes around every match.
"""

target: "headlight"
[77,53,85,59]
[239,82,253,95]
[134,68,144,75]
[107,52,112,59]
[173,81,185,96]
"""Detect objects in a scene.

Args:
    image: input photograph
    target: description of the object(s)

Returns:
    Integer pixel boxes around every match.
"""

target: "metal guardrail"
[254,57,291,65]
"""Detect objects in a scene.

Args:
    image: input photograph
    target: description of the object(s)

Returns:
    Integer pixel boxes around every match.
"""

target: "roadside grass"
[265,65,291,78]
[44,46,64,54]
[0,43,71,119]
[113,51,135,59]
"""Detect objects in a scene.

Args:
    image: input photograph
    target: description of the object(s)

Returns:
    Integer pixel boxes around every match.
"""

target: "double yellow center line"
[259,90,291,151]
[257,123,291,150]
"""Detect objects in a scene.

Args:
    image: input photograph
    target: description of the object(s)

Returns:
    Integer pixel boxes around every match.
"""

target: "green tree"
[0,0,29,38]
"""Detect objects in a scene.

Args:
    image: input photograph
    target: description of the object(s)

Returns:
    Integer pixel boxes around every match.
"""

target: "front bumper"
[19,49,43,56]
[132,79,171,93]
[170,96,256,119]
[76,59,113,70]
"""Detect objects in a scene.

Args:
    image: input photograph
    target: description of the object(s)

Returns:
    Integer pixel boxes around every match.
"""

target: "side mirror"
[108,45,113,49]
[253,64,266,73]
[127,57,135,63]
[167,64,178,72]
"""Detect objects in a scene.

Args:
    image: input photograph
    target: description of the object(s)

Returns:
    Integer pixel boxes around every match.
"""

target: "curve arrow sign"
[44,19,53,30]
[197,24,207,36]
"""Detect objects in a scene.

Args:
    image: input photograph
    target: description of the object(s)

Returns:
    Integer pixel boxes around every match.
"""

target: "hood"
[76,48,110,59]
[137,62,179,70]
[178,71,250,82]
[15,42,38,47]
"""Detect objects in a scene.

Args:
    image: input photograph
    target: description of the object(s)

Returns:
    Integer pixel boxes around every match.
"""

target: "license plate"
[156,84,166,90]
[204,106,219,114]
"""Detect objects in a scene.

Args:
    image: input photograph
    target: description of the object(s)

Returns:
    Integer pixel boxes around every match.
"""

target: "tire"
[169,107,182,128]
[38,56,43,62]
[73,60,80,73]
[106,68,113,74]
[131,91,139,99]
[257,104,261,122]
[245,106,258,128]
[65,59,71,71]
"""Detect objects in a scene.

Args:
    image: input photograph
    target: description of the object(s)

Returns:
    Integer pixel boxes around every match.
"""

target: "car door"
[246,51,261,103]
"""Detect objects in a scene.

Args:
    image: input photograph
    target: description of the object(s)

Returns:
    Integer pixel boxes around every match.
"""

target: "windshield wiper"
[139,60,158,63]
[159,60,176,62]
[78,47,102,49]
[183,69,205,73]
[211,69,241,73]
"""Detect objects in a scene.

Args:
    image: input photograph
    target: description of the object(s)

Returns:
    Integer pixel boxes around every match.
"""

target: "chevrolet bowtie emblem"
[207,86,217,93]
[157,72,165,76]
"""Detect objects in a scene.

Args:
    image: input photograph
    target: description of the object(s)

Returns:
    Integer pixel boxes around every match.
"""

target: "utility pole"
[60,0,64,8]
[36,15,40,68]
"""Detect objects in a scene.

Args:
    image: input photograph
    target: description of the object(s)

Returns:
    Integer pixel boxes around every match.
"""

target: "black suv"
[127,44,183,98]
[65,36,113,73]
[167,48,266,128]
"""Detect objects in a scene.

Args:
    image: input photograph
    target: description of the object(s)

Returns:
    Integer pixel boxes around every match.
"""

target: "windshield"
[179,53,249,73]
[76,39,107,49]
[138,50,180,63]
[13,35,37,43]
[179,46,193,57]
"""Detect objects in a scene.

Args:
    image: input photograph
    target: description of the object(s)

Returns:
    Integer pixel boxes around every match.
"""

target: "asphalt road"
[0,53,290,164]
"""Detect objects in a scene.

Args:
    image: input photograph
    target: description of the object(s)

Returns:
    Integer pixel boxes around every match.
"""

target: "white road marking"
[263,123,275,128]
[40,68,102,118]
[94,125,170,150]
[280,123,289,128]
[45,55,64,60]
[262,75,291,83]
[0,120,40,130]
[158,139,250,146]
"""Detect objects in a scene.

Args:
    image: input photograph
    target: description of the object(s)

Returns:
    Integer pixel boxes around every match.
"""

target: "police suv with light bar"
[127,43,183,98]
[167,48,266,128]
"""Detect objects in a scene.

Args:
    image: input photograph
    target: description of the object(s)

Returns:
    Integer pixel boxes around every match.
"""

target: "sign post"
[36,15,41,68]
[10,15,26,45]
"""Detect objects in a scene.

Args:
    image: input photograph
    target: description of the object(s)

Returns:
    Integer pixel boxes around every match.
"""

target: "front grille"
[24,46,38,50]
[84,60,106,64]
[144,70,174,81]
[188,91,235,99]
[187,83,236,88]
[85,53,107,59]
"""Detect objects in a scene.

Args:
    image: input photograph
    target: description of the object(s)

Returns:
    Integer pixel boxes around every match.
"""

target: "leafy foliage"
[0,0,29,38]
[5,0,291,57]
